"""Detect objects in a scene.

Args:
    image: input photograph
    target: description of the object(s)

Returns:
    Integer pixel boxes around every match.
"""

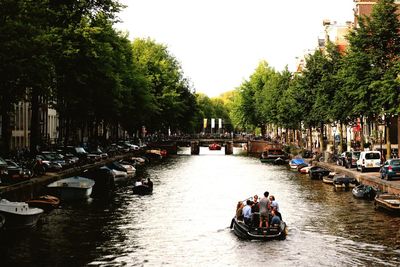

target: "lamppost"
[379,129,383,156]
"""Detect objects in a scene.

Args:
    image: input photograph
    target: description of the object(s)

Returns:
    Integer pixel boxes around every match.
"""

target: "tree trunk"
[385,123,391,160]
[309,126,313,151]
[360,117,365,151]
[0,101,12,156]
[65,116,70,147]
[30,89,40,155]
[339,122,344,154]
[319,122,325,152]
[102,121,108,144]
[260,124,266,137]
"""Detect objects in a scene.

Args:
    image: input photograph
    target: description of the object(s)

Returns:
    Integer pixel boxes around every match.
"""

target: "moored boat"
[333,175,358,190]
[26,195,60,211]
[322,172,336,184]
[289,158,307,169]
[47,176,95,201]
[209,143,222,150]
[299,166,312,174]
[0,199,43,229]
[374,193,400,214]
[230,216,287,241]
[260,145,287,163]
[309,166,330,180]
[352,184,377,200]
[132,178,153,195]
[272,157,286,165]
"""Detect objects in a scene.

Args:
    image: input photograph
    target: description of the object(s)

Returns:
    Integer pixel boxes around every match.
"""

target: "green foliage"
[195,93,233,132]
[131,38,197,134]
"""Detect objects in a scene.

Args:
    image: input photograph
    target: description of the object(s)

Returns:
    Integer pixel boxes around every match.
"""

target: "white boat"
[0,199,43,229]
[110,169,129,182]
[47,176,95,201]
[322,172,336,184]
[119,162,136,178]
[299,166,312,174]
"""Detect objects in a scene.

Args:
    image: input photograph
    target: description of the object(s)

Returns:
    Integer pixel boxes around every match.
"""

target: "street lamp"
[379,129,383,157]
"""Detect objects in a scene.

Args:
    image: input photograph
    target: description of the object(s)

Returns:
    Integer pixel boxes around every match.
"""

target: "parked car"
[357,151,381,172]
[118,141,139,152]
[0,157,8,180]
[37,151,67,171]
[3,159,32,183]
[60,146,100,164]
[87,147,108,160]
[379,159,400,180]
[345,151,361,169]
[106,144,127,156]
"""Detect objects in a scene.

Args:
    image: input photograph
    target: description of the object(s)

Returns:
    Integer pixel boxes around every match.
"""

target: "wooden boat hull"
[26,195,60,211]
[374,194,400,214]
[322,177,334,184]
[230,217,287,241]
[48,187,93,201]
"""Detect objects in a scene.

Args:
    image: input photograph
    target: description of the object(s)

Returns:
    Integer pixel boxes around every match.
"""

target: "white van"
[356,151,381,172]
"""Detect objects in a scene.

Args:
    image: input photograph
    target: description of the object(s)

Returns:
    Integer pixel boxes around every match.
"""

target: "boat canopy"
[291,158,306,165]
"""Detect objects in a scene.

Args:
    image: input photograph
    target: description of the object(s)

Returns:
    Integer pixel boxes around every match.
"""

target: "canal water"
[1,147,400,266]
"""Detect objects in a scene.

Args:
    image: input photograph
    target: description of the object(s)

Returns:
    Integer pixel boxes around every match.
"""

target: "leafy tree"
[0,0,54,155]
[343,0,400,156]
[131,38,196,135]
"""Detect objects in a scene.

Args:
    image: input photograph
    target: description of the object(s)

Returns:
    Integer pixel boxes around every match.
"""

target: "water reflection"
[1,148,400,266]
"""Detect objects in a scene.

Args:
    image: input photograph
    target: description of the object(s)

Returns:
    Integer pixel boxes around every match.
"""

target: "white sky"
[115,0,354,97]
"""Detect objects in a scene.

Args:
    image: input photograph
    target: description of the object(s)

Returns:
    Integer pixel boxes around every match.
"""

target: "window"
[365,153,380,160]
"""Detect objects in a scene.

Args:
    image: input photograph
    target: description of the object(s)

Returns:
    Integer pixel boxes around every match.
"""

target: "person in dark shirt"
[251,195,259,227]
[271,205,282,221]
[270,209,281,226]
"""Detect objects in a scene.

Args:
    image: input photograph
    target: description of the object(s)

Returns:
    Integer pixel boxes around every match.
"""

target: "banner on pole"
[211,118,215,129]
[218,118,222,129]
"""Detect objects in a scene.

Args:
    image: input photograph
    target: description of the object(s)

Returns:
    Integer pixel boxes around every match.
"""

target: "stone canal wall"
[316,162,400,195]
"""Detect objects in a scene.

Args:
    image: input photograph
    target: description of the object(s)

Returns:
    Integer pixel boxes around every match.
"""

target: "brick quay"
[316,162,400,195]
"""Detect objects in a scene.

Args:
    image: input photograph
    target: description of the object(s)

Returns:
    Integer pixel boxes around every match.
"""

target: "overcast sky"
[115,0,354,97]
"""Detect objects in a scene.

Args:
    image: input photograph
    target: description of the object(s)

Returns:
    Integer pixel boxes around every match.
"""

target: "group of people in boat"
[236,191,282,229]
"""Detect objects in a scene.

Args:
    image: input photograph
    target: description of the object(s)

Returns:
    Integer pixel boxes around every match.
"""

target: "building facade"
[10,101,58,150]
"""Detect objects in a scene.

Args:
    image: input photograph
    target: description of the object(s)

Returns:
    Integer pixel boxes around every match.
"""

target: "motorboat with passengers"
[230,198,287,241]
[230,216,287,241]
